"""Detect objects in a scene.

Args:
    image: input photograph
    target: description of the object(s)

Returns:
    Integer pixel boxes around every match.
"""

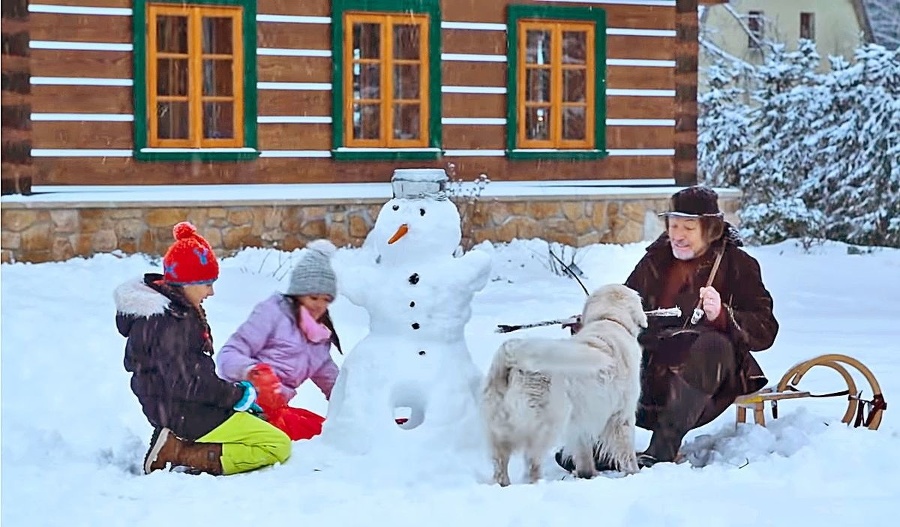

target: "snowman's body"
[323,175,491,454]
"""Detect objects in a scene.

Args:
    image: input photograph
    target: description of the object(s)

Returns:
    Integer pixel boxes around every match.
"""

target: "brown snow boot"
[144,427,224,476]
[643,380,712,463]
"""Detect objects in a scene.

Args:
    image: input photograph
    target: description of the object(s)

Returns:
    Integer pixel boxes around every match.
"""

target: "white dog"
[481,284,648,486]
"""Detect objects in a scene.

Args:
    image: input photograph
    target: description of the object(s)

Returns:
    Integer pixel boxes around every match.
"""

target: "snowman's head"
[370,197,462,262]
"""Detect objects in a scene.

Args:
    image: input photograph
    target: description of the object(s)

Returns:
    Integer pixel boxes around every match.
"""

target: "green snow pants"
[197,412,292,475]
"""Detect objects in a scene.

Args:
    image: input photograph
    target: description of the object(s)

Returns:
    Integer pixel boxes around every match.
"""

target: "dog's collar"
[606,317,636,336]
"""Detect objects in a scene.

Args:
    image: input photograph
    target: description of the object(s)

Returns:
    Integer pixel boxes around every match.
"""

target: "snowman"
[322,169,492,455]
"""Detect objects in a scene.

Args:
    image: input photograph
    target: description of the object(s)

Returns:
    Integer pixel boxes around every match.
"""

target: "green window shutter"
[133,0,259,162]
[506,4,607,161]
[331,0,442,161]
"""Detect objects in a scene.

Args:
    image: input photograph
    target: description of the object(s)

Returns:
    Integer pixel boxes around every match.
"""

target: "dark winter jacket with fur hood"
[625,224,779,395]
[115,273,245,440]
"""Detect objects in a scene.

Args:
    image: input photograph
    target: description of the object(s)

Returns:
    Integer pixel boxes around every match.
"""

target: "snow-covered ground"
[2,239,898,527]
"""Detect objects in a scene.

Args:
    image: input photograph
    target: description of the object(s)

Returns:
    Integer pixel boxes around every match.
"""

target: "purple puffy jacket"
[217,294,339,401]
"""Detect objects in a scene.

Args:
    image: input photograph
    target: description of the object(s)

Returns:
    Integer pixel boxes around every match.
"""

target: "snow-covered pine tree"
[808,45,900,246]
[864,0,900,51]
[738,40,827,244]
[698,64,750,188]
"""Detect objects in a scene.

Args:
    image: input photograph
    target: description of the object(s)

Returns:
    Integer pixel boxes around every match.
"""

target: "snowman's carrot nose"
[388,224,409,244]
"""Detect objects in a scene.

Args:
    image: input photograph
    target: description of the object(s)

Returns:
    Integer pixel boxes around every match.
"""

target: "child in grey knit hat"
[217,239,342,441]
[286,239,337,298]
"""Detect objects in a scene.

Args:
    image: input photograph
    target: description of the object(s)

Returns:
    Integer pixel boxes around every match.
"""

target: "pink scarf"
[299,306,332,343]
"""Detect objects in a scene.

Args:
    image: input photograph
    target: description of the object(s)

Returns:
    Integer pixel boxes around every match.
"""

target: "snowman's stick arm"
[495,307,682,334]
[495,317,579,333]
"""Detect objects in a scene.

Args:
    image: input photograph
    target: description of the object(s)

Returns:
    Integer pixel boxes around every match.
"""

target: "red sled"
[267,406,325,441]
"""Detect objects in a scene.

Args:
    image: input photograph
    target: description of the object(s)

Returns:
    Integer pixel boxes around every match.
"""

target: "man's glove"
[247,364,286,415]
[233,380,263,413]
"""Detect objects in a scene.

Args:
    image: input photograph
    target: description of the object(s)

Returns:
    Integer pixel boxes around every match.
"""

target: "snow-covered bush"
[740,198,825,246]
[445,163,490,252]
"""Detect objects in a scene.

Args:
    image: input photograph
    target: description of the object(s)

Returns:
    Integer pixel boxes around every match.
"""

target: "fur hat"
[286,239,338,298]
[659,185,724,218]
[162,222,219,286]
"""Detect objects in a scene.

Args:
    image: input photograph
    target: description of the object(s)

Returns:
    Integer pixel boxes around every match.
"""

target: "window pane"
[562,31,587,64]
[157,101,189,139]
[393,65,420,100]
[353,23,381,59]
[353,103,381,139]
[353,64,380,100]
[800,12,815,40]
[203,59,233,96]
[157,16,188,53]
[203,102,234,139]
[525,107,551,140]
[562,69,586,103]
[393,24,420,60]
[393,104,420,140]
[157,58,188,96]
[525,29,552,65]
[202,17,233,54]
[562,107,586,140]
[748,11,764,47]
[525,68,551,103]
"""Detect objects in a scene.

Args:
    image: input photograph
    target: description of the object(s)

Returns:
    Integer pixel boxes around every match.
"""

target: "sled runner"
[734,353,887,430]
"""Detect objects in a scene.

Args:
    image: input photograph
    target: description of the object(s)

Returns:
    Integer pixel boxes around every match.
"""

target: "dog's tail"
[510,337,612,375]
[483,340,519,396]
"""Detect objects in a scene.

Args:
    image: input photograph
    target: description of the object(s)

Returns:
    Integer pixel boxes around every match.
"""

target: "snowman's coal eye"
[419,208,425,216]
[392,205,399,211]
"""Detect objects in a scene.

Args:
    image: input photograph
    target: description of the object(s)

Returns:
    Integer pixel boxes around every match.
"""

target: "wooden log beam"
[1,0,33,195]
[674,0,699,186]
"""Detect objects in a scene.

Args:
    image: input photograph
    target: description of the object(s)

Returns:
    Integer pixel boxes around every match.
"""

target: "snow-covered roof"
[1,181,740,208]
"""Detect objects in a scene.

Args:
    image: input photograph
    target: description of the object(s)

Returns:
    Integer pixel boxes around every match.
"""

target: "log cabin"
[3,0,728,188]
[2,0,736,264]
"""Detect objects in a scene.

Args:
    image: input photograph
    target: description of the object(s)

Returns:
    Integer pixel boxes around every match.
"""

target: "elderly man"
[557,185,779,472]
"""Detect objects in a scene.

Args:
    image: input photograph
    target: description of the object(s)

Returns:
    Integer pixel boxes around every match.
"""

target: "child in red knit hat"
[114,222,291,475]
[163,221,220,285]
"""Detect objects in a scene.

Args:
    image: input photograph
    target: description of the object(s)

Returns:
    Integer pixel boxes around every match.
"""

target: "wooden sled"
[734,354,887,430]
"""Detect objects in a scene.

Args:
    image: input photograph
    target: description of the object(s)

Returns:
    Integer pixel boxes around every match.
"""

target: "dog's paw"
[575,469,597,480]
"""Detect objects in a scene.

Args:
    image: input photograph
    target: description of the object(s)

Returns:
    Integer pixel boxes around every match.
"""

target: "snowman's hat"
[391,168,449,200]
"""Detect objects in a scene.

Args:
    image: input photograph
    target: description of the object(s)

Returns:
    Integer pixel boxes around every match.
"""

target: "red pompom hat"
[162,222,219,286]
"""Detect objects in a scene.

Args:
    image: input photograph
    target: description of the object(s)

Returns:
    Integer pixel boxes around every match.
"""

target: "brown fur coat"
[625,225,779,397]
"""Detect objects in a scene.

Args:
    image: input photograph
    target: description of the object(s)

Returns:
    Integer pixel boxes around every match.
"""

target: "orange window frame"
[147,4,244,148]
[343,12,429,148]
[517,20,595,149]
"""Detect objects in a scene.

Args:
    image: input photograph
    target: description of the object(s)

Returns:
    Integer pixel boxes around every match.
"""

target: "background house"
[698,0,875,86]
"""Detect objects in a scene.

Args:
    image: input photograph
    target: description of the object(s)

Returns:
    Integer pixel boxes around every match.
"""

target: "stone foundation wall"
[1,191,740,263]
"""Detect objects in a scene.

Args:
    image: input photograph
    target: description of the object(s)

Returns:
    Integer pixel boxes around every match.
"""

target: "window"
[133,0,258,161]
[800,12,816,40]
[747,10,764,48]
[345,14,428,148]
[507,5,607,160]
[331,0,442,161]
